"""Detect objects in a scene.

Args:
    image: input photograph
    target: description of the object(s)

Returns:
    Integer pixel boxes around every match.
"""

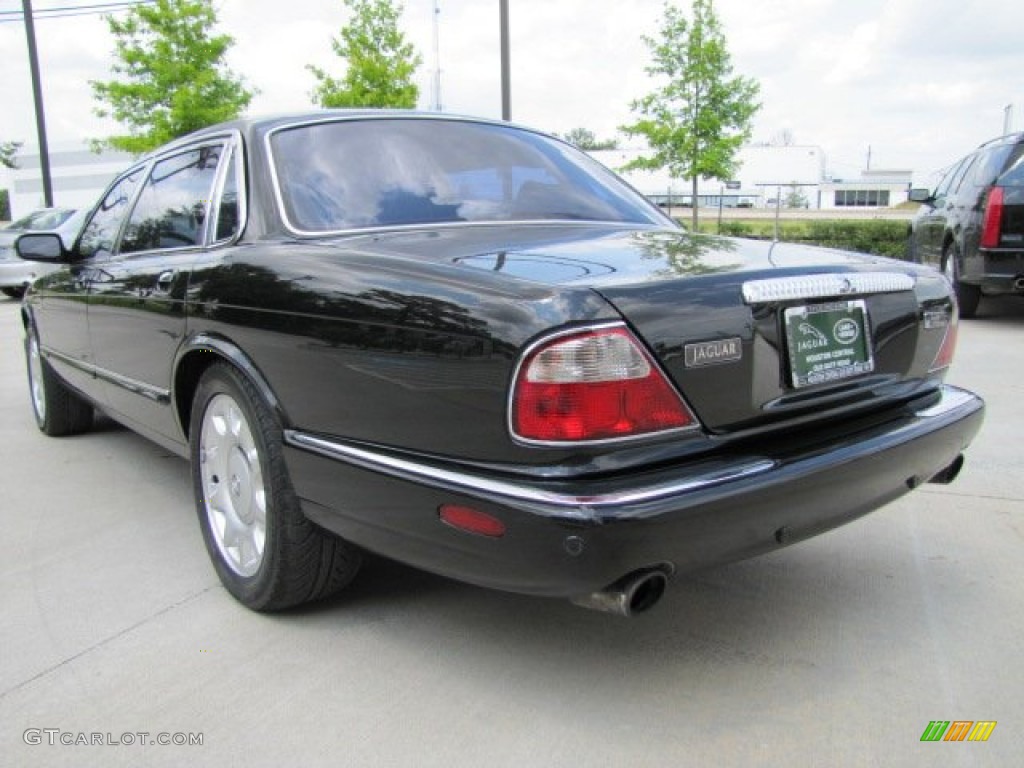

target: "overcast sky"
[1,0,1022,185]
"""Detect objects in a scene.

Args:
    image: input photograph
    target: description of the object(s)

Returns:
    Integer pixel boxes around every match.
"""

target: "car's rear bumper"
[976,250,1024,293]
[283,385,984,599]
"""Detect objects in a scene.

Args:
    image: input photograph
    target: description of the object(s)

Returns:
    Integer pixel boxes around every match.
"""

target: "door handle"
[155,270,177,293]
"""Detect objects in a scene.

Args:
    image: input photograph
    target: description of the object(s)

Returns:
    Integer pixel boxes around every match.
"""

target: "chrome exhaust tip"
[571,567,670,617]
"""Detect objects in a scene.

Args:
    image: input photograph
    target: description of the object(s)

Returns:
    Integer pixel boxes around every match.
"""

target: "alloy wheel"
[28,334,46,423]
[199,393,267,577]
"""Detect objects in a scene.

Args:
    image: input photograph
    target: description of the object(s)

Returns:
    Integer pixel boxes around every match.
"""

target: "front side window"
[269,118,666,232]
[121,145,224,254]
[76,169,144,260]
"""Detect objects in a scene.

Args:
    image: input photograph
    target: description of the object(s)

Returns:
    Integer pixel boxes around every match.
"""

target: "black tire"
[24,325,94,436]
[190,363,361,611]
[3,286,26,299]
[943,245,980,318]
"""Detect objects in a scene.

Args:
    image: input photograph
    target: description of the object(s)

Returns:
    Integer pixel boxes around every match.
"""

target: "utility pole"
[499,0,510,120]
[431,0,442,111]
[22,0,54,207]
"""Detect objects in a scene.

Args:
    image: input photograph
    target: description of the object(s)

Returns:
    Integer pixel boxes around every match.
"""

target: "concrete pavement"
[0,293,1021,767]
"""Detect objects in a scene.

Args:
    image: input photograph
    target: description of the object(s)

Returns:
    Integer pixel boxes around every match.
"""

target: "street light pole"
[431,0,442,111]
[22,0,54,207]
[499,0,510,120]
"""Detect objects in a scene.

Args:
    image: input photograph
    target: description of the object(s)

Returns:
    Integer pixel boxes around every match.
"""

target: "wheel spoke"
[200,392,268,578]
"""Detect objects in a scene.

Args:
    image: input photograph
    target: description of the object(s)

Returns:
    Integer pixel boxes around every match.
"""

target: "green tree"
[1,141,21,169]
[785,182,808,209]
[90,0,255,154]
[621,0,760,229]
[559,127,619,151]
[309,0,421,108]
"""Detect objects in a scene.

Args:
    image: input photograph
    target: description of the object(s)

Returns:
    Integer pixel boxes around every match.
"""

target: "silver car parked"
[1,207,85,298]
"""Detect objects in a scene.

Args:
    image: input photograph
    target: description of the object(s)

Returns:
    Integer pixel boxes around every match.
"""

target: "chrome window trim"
[206,131,248,247]
[284,430,775,514]
[742,272,915,304]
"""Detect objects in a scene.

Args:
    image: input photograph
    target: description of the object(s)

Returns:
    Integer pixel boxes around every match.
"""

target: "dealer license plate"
[783,300,874,388]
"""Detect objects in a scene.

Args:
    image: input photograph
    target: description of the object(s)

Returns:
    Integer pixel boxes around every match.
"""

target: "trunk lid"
[354,224,954,433]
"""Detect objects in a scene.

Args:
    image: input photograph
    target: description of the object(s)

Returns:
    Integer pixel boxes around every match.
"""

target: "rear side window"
[121,144,224,254]
[935,154,977,198]
[214,148,241,242]
[933,155,972,198]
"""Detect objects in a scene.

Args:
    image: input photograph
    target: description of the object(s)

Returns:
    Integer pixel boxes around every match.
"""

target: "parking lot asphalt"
[0,293,1021,767]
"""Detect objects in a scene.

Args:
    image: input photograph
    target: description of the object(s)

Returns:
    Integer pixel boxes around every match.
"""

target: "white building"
[7,142,131,218]
[819,168,913,210]
[590,144,911,210]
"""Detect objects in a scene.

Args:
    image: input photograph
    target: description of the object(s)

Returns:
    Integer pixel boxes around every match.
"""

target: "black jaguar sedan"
[16,112,983,616]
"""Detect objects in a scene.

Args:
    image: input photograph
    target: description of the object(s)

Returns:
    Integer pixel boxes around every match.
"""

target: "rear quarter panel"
[184,243,618,464]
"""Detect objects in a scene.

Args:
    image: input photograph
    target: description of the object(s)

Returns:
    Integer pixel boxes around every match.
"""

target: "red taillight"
[510,326,697,443]
[980,186,1004,249]
[929,307,960,373]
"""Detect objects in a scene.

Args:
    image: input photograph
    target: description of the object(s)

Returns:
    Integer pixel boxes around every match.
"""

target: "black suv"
[908,132,1024,317]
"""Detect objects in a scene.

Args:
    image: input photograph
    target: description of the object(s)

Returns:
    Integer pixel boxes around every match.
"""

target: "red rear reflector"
[980,187,1004,249]
[439,505,506,538]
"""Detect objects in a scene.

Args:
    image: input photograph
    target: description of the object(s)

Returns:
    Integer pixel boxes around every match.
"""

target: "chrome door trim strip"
[42,345,171,404]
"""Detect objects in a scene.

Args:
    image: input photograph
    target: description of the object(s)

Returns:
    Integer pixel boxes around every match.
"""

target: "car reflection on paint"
[15,111,983,616]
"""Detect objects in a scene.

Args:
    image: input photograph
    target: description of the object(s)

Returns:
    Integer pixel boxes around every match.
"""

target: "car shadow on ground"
[279,525,906,684]
[968,294,1024,324]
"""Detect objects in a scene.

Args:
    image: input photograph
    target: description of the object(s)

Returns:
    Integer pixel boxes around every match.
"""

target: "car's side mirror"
[15,233,65,263]
[908,188,933,204]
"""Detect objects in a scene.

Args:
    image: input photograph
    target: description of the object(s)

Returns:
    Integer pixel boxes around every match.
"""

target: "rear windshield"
[7,208,75,231]
[970,144,1016,188]
[996,145,1024,187]
[268,118,665,232]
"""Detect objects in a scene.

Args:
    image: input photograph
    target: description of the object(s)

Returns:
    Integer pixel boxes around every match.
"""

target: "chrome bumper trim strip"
[284,431,776,514]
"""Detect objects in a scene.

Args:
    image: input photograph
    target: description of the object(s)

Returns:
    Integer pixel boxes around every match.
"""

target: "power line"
[0,1,156,23]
